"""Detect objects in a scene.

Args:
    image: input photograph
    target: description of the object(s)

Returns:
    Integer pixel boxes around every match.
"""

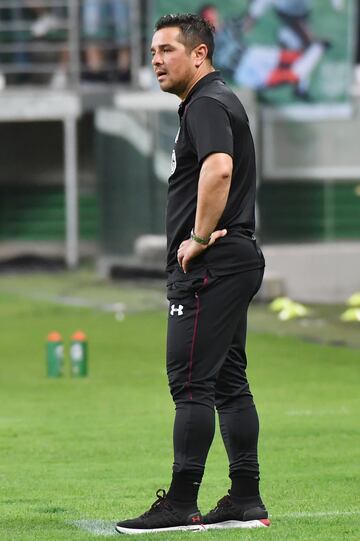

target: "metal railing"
[0,0,138,89]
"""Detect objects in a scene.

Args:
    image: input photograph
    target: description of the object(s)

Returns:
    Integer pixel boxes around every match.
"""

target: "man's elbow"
[214,161,232,182]
[203,153,233,181]
[219,167,232,181]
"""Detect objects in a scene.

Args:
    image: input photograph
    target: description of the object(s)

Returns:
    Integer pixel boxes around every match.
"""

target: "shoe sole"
[203,518,271,530]
[115,524,205,534]
[115,519,270,534]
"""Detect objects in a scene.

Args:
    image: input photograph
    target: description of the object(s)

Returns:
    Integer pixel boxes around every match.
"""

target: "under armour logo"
[191,516,201,523]
[170,304,184,316]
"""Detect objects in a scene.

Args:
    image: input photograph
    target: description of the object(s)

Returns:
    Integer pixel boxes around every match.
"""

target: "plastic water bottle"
[70,331,88,377]
[46,331,64,377]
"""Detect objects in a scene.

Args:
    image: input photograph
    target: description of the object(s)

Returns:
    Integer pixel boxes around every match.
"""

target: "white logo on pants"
[170,304,184,316]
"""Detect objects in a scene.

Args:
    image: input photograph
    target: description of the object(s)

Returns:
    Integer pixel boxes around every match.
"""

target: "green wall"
[0,187,98,241]
[259,181,360,242]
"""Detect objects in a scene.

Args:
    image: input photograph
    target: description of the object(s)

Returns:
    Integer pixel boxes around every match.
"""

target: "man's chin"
[158,81,177,95]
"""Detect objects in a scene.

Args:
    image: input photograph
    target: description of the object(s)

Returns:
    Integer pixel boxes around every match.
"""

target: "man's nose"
[152,51,162,66]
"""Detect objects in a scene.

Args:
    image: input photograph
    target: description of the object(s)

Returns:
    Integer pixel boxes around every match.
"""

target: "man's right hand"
[177,228,227,273]
[207,228,227,247]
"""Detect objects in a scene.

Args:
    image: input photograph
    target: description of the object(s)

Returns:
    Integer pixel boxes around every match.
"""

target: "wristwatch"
[191,229,211,246]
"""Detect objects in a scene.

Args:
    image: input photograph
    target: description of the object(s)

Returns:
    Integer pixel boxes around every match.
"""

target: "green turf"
[0,272,359,540]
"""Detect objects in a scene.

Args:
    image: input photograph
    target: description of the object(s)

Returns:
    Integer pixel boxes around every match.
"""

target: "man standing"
[116,13,269,534]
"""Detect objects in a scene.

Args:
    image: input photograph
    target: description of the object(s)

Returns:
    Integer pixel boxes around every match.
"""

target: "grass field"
[0,270,359,541]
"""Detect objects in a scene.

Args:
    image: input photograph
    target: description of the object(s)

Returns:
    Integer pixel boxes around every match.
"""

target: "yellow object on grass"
[340,308,360,322]
[269,297,309,320]
[278,302,309,321]
[269,297,293,312]
[347,293,360,307]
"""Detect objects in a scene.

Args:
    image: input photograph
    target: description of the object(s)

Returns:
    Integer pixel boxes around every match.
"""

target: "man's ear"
[193,43,208,67]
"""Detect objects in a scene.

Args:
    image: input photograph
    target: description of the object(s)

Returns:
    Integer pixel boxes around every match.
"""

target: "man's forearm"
[194,153,232,241]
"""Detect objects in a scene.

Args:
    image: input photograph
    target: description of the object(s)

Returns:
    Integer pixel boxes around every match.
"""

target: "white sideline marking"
[286,407,350,417]
[72,520,116,536]
[278,511,360,519]
[72,511,360,536]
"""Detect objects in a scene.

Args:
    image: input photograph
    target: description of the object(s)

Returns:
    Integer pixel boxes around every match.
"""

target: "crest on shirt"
[170,149,177,175]
[170,129,180,175]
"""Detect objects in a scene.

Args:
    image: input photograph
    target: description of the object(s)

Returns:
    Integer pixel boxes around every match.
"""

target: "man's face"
[151,27,196,97]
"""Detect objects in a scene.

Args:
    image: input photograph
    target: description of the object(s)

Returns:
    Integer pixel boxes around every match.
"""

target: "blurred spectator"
[199,3,331,101]
[0,1,69,88]
[0,2,31,87]
[198,5,245,79]
[26,1,69,88]
[29,2,62,38]
[241,0,344,50]
[82,0,131,83]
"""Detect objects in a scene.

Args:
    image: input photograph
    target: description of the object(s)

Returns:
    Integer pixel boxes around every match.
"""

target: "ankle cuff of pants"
[171,469,204,483]
[230,471,260,480]
[168,470,203,503]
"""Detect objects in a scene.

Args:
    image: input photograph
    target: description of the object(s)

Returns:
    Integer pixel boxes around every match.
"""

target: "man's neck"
[179,66,215,101]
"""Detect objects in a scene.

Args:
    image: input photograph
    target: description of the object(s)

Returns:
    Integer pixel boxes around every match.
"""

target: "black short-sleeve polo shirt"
[166,71,264,276]
[186,97,233,164]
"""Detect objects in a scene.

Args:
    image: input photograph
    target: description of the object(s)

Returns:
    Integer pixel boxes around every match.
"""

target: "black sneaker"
[203,491,270,530]
[115,489,203,534]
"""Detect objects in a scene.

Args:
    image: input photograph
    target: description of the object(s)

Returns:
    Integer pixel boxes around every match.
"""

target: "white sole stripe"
[202,519,268,530]
[115,524,205,534]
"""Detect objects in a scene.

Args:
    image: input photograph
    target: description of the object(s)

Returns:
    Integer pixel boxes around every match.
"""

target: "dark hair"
[154,13,215,63]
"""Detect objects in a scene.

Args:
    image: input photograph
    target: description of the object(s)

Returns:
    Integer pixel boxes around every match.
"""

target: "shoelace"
[142,489,172,517]
[210,494,232,513]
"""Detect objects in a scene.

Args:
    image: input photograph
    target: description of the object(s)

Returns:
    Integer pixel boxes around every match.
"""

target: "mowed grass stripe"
[0,290,359,541]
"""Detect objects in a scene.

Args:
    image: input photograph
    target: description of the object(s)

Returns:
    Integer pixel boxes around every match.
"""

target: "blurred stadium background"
[0,0,358,302]
[1,2,360,540]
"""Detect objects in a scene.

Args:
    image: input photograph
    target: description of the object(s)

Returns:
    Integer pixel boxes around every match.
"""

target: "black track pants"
[166,267,264,477]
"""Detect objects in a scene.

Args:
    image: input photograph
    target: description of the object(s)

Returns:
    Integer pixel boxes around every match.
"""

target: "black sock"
[167,471,202,506]
[229,471,260,501]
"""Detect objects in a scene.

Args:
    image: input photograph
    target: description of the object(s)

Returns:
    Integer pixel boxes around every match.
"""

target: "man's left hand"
[177,229,227,273]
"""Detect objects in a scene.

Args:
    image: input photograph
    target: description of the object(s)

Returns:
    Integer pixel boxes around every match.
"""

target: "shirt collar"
[178,70,222,118]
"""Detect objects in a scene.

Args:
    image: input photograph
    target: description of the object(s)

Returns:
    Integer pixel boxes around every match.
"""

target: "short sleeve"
[186,97,234,165]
